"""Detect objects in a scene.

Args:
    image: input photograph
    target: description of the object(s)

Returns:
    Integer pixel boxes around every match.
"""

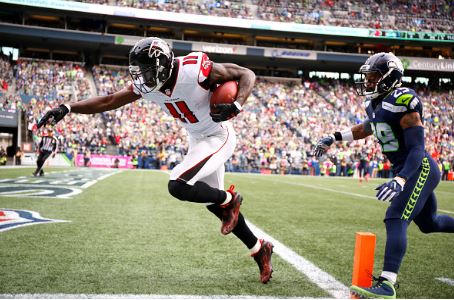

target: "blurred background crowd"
[1,54,452,179]
[76,0,453,34]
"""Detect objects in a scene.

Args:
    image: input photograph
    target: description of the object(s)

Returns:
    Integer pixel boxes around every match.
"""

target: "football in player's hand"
[210,81,238,112]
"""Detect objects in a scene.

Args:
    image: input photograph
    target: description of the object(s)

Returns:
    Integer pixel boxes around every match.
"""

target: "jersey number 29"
[371,122,399,152]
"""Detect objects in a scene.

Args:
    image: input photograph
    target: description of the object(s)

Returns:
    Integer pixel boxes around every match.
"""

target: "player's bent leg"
[351,218,404,298]
[418,215,454,233]
[199,167,241,234]
[167,180,226,205]
[206,204,274,284]
[414,193,454,233]
[383,218,408,274]
[206,205,256,246]
[251,239,274,284]
[220,184,242,235]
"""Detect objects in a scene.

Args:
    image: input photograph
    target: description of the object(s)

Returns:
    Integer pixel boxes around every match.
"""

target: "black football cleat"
[220,185,242,235]
[350,276,396,299]
[252,239,274,284]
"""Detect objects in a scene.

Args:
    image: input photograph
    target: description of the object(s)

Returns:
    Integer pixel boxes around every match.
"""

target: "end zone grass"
[0,167,453,298]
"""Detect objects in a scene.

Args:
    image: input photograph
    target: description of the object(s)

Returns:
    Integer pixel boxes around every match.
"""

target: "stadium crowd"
[74,0,453,34]
[1,57,453,178]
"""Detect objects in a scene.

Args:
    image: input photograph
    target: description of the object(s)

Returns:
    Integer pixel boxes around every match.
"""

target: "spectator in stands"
[75,0,453,34]
[8,56,453,180]
[441,159,451,181]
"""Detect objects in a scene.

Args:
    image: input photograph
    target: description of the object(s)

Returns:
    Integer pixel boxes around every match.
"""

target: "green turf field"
[0,167,453,298]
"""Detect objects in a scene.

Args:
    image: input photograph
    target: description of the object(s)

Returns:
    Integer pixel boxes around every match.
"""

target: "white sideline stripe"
[256,177,454,215]
[246,221,350,299]
[0,294,320,299]
[436,277,454,286]
[81,170,122,188]
[259,177,377,200]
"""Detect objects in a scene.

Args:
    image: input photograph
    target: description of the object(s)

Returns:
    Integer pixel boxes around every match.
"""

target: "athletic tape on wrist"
[63,104,71,113]
[233,101,242,111]
[340,128,354,142]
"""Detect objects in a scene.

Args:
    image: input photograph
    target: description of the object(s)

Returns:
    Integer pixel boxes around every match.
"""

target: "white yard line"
[435,277,454,286]
[246,221,350,299]
[247,175,454,215]
[0,294,321,299]
[438,209,454,214]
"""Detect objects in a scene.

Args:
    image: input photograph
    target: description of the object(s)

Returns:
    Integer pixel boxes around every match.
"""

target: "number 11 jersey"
[131,51,222,139]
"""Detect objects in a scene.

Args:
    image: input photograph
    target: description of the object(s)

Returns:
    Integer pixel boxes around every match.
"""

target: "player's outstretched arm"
[38,87,141,128]
[313,120,373,157]
[69,87,141,114]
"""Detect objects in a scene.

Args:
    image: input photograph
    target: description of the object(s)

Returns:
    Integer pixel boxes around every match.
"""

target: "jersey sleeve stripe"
[410,98,419,110]
[182,60,198,65]
[382,102,408,113]
[183,55,198,60]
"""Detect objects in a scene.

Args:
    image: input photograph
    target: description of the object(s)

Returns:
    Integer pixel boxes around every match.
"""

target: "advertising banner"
[264,48,317,60]
[75,154,133,169]
[192,41,245,55]
[401,57,454,72]
[0,111,17,127]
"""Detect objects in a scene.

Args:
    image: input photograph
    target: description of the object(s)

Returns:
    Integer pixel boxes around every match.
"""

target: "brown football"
[210,81,238,112]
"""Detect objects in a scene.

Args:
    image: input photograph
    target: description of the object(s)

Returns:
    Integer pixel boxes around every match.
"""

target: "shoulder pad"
[177,52,212,90]
[390,87,420,110]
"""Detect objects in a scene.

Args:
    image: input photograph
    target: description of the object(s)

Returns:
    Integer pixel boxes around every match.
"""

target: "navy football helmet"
[355,52,404,100]
[129,37,174,93]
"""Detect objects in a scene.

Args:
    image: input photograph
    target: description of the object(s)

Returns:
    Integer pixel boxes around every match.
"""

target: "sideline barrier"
[75,154,133,169]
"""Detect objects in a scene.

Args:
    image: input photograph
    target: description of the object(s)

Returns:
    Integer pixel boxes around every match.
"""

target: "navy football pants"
[383,155,454,273]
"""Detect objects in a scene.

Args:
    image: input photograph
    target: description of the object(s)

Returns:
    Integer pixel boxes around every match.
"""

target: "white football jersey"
[131,52,222,139]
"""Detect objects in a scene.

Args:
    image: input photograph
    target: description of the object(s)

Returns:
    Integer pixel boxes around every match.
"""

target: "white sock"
[250,239,262,255]
[220,191,232,206]
[380,271,397,284]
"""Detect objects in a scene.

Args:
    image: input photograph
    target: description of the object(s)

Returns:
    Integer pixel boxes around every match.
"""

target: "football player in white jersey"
[37,37,273,284]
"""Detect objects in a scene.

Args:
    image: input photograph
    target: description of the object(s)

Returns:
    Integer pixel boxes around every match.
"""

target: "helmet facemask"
[355,68,383,100]
[129,38,174,94]
[355,53,404,100]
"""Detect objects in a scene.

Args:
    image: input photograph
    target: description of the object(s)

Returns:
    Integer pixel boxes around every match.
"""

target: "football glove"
[210,102,241,123]
[37,104,70,129]
[375,177,405,202]
[313,135,335,157]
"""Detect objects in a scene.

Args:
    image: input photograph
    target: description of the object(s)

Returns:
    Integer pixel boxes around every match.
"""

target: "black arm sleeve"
[397,126,425,180]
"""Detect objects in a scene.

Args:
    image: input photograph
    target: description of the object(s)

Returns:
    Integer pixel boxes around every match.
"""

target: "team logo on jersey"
[200,54,212,78]
[0,209,68,232]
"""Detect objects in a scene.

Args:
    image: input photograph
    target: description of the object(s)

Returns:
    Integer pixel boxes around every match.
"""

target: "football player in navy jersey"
[314,52,454,299]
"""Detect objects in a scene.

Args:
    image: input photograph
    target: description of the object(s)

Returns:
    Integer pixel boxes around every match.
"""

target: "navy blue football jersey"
[365,87,424,169]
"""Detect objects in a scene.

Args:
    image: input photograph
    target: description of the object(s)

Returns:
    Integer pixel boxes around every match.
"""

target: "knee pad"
[168,180,192,201]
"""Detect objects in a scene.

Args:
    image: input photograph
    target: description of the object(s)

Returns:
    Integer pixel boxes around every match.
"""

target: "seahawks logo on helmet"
[355,52,404,100]
[129,37,175,94]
